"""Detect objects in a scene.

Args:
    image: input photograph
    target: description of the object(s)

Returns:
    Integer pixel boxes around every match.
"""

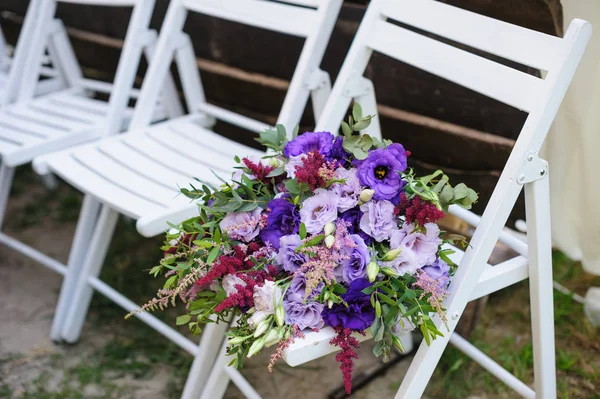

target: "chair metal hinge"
[342,75,372,98]
[517,151,548,184]
[304,69,329,91]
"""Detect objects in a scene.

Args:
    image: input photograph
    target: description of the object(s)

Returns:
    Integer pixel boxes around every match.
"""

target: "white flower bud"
[264,328,283,347]
[275,305,285,327]
[328,300,334,308]
[367,260,380,282]
[381,267,400,277]
[324,222,336,236]
[359,189,375,203]
[324,235,335,249]
[228,335,249,345]
[382,248,402,261]
[253,318,271,338]
[247,337,266,358]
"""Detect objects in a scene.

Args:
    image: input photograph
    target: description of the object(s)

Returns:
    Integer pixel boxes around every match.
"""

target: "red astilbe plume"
[214,276,257,313]
[330,327,364,394]
[242,158,276,184]
[396,193,445,225]
[294,150,326,190]
[195,245,247,288]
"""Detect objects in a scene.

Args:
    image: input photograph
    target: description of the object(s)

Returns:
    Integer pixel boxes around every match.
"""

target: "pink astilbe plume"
[268,326,305,372]
[330,327,364,394]
[413,269,450,326]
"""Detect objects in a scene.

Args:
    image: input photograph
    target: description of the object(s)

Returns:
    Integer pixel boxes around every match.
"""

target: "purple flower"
[260,198,299,249]
[322,278,375,331]
[219,208,262,242]
[357,147,407,203]
[299,188,338,234]
[339,234,371,284]
[284,154,307,178]
[339,208,361,234]
[276,234,306,272]
[283,131,335,159]
[386,143,408,170]
[330,136,350,163]
[359,200,397,242]
[422,258,450,289]
[332,168,362,212]
[283,274,325,330]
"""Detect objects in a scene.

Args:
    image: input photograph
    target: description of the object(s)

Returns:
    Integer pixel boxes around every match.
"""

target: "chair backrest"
[15,0,157,135]
[128,0,343,135]
[315,0,591,295]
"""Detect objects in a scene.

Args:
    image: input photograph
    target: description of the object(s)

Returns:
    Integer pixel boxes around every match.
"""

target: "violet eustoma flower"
[340,234,371,284]
[332,168,362,212]
[260,198,300,249]
[357,147,407,203]
[219,208,262,242]
[422,258,451,289]
[276,234,306,273]
[322,278,375,331]
[283,274,325,330]
[284,131,335,159]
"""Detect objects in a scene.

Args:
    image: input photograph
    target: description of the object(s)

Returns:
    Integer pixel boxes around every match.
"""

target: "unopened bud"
[325,235,335,249]
[324,290,331,301]
[381,267,399,277]
[228,335,249,345]
[367,260,380,282]
[253,318,270,338]
[382,248,402,261]
[324,222,335,236]
[328,300,334,308]
[247,337,266,358]
[275,306,285,327]
[264,328,281,347]
[359,189,375,203]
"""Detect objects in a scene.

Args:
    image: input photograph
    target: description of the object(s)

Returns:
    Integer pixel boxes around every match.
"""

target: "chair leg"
[180,321,230,399]
[50,195,101,341]
[0,164,15,230]
[61,205,119,343]
[199,340,233,399]
[525,175,556,398]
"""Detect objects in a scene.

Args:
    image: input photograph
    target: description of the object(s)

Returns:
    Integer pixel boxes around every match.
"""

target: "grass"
[2,168,600,398]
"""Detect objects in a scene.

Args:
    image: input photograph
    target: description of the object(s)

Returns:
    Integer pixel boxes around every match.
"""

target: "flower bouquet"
[133,104,478,393]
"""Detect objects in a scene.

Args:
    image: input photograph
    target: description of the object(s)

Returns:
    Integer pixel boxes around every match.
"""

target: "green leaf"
[352,102,363,121]
[176,314,191,325]
[285,179,301,195]
[341,121,352,136]
[299,223,307,240]
[353,148,369,160]
[207,246,220,264]
[353,118,371,131]
[163,275,177,290]
[375,301,382,318]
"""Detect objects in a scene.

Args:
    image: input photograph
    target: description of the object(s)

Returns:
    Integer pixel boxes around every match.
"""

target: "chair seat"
[34,113,267,220]
[283,244,495,367]
[0,88,129,167]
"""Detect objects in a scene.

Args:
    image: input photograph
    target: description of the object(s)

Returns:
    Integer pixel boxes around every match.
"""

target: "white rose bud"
[367,260,380,282]
[324,235,335,249]
[247,336,266,358]
[324,222,336,236]
[382,248,402,261]
[359,189,375,203]
[253,318,270,338]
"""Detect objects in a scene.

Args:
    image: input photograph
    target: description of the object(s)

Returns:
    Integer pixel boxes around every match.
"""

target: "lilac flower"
[260,198,300,249]
[322,278,375,331]
[283,131,335,159]
[283,274,325,330]
[359,200,397,242]
[382,223,442,275]
[332,168,362,212]
[284,154,307,178]
[219,208,263,242]
[386,143,408,170]
[357,147,407,203]
[340,234,371,284]
[276,234,306,273]
[299,188,339,234]
[422,258,450,289]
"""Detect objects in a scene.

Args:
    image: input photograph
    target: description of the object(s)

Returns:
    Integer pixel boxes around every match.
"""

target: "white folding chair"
[277,1,593,398]
[33,0,343,397]
[0,1,69,106]
[0,0,182,338]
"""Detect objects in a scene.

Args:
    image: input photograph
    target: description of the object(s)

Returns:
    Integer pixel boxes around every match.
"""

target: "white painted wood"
[57,0,140,5]
[381,0,561,71]
[368,20,543,112]
[182,0,318,38]
[525,173,556,397]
